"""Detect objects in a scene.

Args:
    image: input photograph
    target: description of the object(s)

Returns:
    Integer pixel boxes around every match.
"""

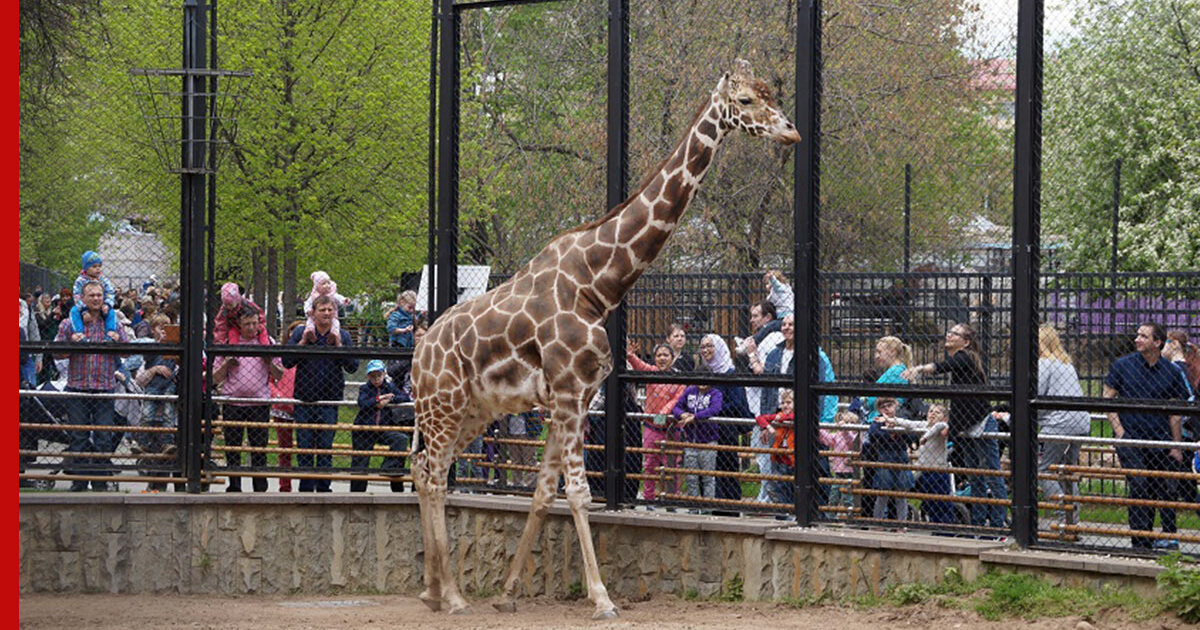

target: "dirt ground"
[16,593,1187,630]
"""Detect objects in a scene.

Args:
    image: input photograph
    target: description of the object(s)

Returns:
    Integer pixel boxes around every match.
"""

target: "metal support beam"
[434,0,460,320]
[793,0,822,526]
[1010,0,1044,548]
[180,0,209,492]
[603,0,630,509]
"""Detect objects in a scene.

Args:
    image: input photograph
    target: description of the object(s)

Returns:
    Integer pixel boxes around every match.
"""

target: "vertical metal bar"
[793,0,822,526]
[203,0,219,483]
[1110,158,1121,276]
[180,0,209,492]
[604,0,630,509]
[1010,0,1043,548]
[903,163,911,274]
[427,0,440,317]
[435,0,459,319]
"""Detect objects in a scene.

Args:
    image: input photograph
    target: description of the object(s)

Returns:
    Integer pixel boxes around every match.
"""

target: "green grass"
[861,566,1167,622]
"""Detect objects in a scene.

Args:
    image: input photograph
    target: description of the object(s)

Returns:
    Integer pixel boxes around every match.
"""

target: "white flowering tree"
[1043,0,1200,272]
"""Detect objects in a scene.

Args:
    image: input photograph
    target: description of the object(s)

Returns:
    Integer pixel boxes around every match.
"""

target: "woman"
[35,292,57,384]
[666,322,695,372]
[903,323,1005,528]
[699,334,751,503]
[749,314,839,506]
[626,341,686,502]
[863,336,912,420]
[1034,324,1091,526]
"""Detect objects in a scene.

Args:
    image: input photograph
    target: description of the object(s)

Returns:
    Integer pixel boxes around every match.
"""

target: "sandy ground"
[16,592,1186,630]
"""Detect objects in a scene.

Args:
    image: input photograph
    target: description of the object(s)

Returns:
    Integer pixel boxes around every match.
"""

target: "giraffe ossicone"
[410,60,800,620]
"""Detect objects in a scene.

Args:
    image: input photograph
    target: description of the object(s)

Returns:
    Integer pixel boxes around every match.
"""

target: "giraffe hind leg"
[411,449,443,612]
[493,423,564,613]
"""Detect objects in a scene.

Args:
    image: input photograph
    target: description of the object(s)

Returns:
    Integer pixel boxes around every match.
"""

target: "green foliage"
[683,587,700,601]
[1157,553,1200,623]
[1044,0,1200,272]
[566,580,584,600]
[717,573,744,602]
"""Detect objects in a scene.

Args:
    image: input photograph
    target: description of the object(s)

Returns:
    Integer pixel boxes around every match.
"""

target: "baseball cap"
[366,359,386,374]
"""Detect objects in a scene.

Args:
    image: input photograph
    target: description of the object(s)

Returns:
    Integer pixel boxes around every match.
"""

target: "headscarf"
[702,333,734,374]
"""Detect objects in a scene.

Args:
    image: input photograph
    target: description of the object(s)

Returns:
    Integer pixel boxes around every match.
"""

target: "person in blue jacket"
[351,360,412,492]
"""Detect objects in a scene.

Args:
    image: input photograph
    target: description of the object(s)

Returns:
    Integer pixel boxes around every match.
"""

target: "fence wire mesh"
[18,0,1199,558]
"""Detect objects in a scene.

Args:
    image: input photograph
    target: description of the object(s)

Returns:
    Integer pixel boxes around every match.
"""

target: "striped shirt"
[56,316,128,391]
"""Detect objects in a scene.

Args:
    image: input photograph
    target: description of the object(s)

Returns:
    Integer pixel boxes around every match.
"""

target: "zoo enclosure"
[18,0,1200,557]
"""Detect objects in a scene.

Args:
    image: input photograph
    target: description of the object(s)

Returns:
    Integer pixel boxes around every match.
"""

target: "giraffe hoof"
[492,599,517,613]
[418,590,441,612]
[593,606,620,620]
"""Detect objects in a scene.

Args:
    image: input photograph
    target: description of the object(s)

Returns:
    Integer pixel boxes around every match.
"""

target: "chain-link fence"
[19,0,1198,558]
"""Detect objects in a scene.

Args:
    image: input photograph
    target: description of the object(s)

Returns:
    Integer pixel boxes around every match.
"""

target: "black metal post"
[203,0,219,482]
[603,0,630,509]
[1010,0,1043,548]
[434,0,459,319]
[793,0,822,526]
[1110,158,1121,275]
[426,0,439,317]
[903,162,911,273]
[180,0,209,492]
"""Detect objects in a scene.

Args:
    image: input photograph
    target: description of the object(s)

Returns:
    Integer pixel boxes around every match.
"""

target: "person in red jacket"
[755,389,795,504]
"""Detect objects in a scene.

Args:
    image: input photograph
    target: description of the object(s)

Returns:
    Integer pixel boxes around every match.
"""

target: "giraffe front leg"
[494,425,564,613]
[560,424,619,619]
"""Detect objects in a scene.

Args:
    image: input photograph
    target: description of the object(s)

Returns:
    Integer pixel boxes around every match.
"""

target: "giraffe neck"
[584,92,730,313]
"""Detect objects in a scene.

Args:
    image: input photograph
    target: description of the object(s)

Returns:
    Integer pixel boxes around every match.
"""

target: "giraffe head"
[716,59,801,145]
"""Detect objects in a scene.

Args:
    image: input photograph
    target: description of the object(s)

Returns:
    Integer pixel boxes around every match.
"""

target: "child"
[887,403,954,523]
[69,250,119,340]
[764,270,794,318]
[213,283,269,344]
[303,270,349,339]
[821,410,860,511]
[134,314,179,491]
[270,320,304,492]
[755,389,795,505]
[351,360,411,493]
[672,383,723,501]
[867,397,915,524]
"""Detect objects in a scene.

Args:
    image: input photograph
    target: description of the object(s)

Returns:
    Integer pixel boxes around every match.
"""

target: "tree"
[1044,0,1200,272]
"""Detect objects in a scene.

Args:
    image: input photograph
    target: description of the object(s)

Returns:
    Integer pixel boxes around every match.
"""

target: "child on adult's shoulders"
[69,250,119,340]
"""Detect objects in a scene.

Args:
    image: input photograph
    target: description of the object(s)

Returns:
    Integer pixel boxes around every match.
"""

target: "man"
[54,281,129,491]
[283,294,358,492]
[1104,322,1190,551]
[213,302,282,492]
[740,301,785,502]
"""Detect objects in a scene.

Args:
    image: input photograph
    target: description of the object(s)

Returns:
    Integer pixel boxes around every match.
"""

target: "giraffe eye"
[737,96,752,105]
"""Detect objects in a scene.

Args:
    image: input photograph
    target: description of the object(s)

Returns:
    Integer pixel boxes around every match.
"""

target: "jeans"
[871,466,914,521]
[1038,438,1082,525]
[684,444,717,499]
[752,425,772,502]
[1116,444,1177,549]
[222,404,270,492]
[768,462,796,505]
[349,426,408,492]
[915,471,956,523]
[295,404,338,492]
[65,389,118,489]
[957,416,1008,528]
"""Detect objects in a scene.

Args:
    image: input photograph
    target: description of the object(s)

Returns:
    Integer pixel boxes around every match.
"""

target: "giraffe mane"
[567,94,714,235]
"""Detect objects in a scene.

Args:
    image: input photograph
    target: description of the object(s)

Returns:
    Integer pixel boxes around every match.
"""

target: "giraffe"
[410,59,800,619]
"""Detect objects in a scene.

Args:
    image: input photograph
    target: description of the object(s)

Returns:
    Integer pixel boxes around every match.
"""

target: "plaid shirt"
[56,316,128,391]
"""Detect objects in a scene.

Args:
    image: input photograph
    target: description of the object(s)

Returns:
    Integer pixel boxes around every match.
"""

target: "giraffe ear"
[716,72,731,97]
[732,58,754,82]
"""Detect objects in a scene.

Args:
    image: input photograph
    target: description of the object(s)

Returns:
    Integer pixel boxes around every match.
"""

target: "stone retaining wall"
[19,493,1162,599]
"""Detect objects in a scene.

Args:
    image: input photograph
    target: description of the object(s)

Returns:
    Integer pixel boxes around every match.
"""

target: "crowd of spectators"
[17,261,1200,551]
